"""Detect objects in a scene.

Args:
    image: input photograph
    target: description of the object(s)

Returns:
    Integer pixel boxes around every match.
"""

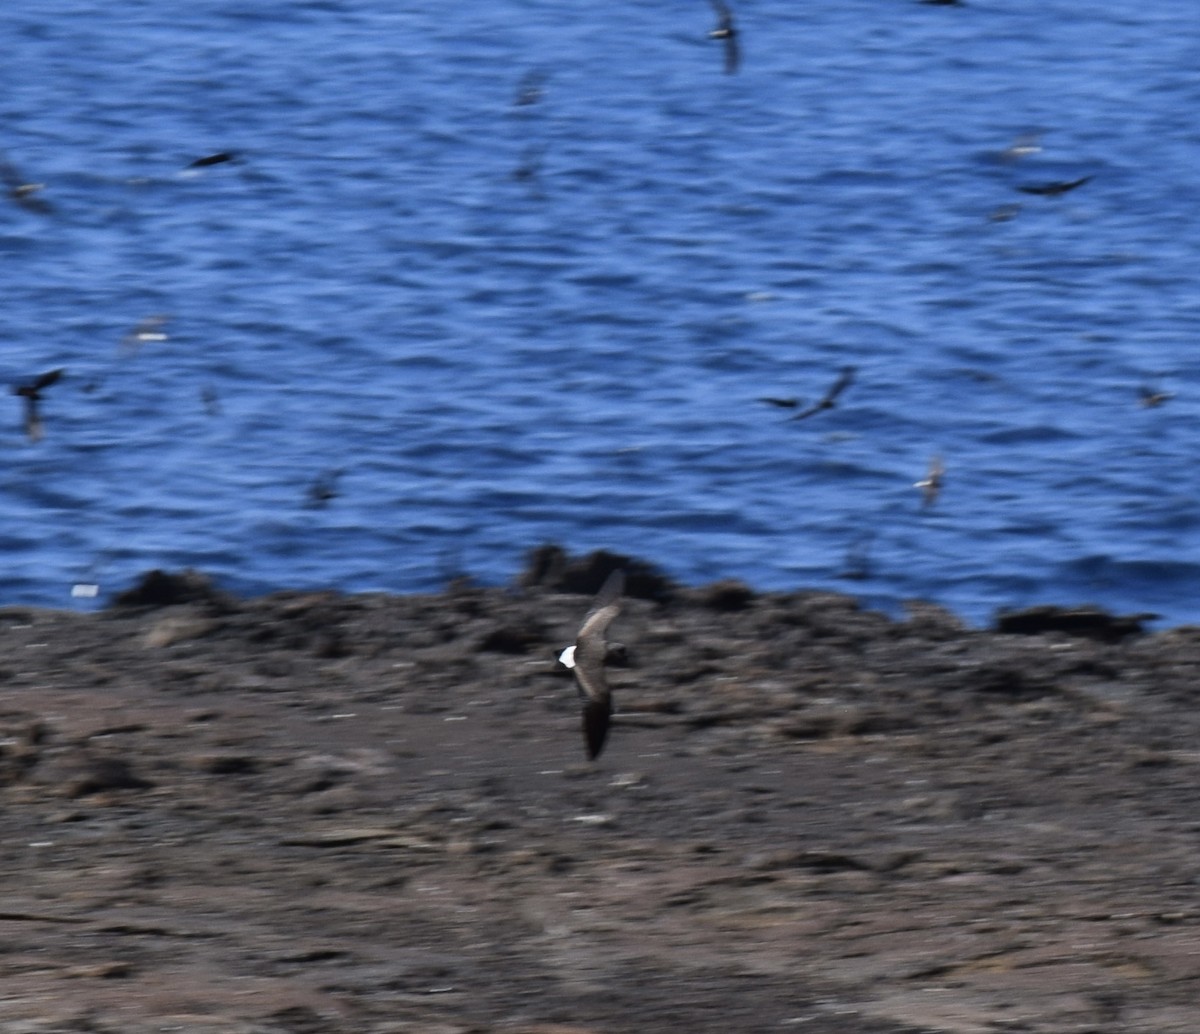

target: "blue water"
[3,1,1200,627]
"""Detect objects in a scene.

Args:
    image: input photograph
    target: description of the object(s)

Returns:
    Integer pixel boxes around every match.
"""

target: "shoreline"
[19,541,1182,639]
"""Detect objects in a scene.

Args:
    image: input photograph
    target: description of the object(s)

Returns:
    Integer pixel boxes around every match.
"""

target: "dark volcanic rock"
[1,549,1199,1033]
[112,568,235,611]
[994,604,1153,642]
[519,543,678,601]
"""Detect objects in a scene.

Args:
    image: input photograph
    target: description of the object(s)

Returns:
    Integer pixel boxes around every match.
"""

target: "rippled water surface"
[4,0,1200,625]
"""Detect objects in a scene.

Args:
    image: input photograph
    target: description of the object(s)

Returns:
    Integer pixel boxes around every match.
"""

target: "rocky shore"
[2,546,1199,1033]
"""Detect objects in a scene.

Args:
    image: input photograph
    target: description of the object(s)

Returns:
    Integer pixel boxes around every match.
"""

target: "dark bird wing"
[187,152,237,169]
[757,397,799,409]
[21,396,42,442]
[1017,175,1092,196]
[32,368,65,392]
[573,570,624,704]
[582,696,612,761]
[824,365,856,403]
[571,569,624,758]
[723,31,740,75]
[708,0,739,74]
[0,155,20,192]
[791,365,856,420]
[709,0,732,22]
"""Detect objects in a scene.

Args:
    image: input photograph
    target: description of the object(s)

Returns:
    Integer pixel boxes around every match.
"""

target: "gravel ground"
[2,548,1199,1033]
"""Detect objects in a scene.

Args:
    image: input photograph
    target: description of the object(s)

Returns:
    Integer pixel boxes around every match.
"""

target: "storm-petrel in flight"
[120,314,171,356]
[13,368,64,442]
[790,365,857,421]
[304,467,344,508]
[186,152,238,169]
[558,569,625,760]
[708,0,740,75]
[513,70,547,107]
[914,454,945,509]
[1,154,52,215]
[1138,385,1174,409]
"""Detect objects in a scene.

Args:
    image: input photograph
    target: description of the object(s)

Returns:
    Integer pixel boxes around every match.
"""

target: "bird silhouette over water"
[1138,385,1174,409]
[1017,175,1092,197]
[513,69,547,107]
[708,0,740,75]
[558,569,625,760]
[914,454,945,510]
[120,314,171,356]
[304,468,344,508]
[13,368,64,443]
[757,396,800,409]
[1,154,52,215]
[790,366,856,421]
[512,145,544,185]
[186,151,238,169]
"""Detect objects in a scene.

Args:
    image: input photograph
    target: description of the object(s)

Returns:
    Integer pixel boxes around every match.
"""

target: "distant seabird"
[305,468,344,508]
[1138,386,1174,409]
[997,133,1042,162]
[120,314,171,356]
[841,531,875,581]
[708,0,740,75]
[757,396,801,409]
[13,368,64,442]
[1,154,52,215]
[1016,175,1092,197]
[914,454,945,509]
[512,145,545,184]
[200,385,221,417]
[514,70,547,107]
[988,203,1022,223]
[186,152,238,169]
[558,569,625,760]
[790,365,856,421]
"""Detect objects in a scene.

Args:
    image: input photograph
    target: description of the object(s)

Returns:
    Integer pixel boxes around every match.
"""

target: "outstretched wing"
[568,569,625,758]
[574,614,621,703]
[33,368,64,392]
[572,569,624,704]
[582,696,613,760]
[824,365,856,404]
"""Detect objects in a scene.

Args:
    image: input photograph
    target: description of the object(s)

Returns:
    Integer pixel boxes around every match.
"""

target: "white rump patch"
[558,645,577,668]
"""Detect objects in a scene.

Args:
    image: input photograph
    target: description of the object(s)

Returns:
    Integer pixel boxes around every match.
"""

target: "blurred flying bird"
[513,69,547,107]
[1,154,52,214]
[558,569,625,761]
[1016,175,1092,197]
[997,133,1042,162]
[200,385,221,417]
[914,454,945,510]
[186,151,238,169]
[304,468,344,508]
[841,531,875,581]
[13,368,64,442]
[790,366,856,421]
[757,396,801,409]
[1138,386,1174,409]
[988,203,1022,223]
[512,145,544,184]
[120,314,171,356]
[708,0,740,74]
